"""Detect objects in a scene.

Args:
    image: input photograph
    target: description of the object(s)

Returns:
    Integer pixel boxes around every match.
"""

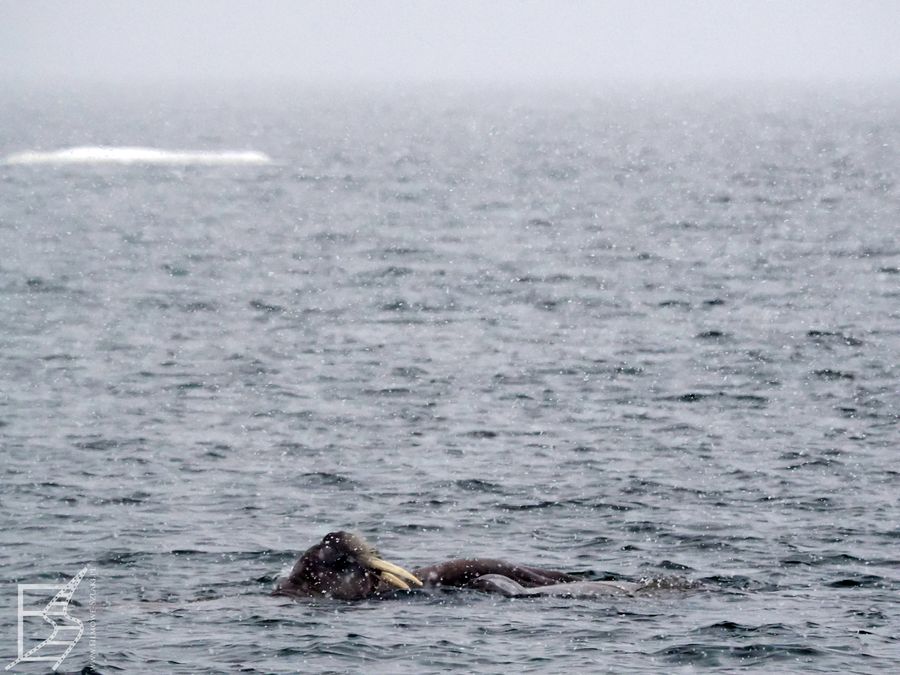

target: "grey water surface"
[1,84,898,673]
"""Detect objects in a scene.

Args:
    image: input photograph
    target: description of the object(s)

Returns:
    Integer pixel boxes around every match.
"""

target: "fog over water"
[2,0,899,84]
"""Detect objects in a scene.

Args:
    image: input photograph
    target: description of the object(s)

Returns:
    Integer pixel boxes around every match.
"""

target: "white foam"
[3,146,273,166]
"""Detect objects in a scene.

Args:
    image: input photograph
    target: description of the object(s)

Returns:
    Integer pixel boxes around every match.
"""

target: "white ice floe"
[2,146,273,166]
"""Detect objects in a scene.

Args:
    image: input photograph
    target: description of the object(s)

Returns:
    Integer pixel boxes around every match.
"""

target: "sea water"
[1,83,898,672]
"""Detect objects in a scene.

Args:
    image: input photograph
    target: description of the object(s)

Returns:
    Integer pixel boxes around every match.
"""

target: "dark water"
[1,84,898,673]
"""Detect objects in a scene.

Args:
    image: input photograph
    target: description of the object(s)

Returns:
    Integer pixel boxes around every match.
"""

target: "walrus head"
[274,531,422,600]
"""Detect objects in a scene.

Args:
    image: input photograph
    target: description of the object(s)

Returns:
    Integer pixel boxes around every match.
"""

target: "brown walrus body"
[273,531,646,601]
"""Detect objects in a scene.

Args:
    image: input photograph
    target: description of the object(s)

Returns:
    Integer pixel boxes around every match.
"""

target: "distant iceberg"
[2,146,273,166]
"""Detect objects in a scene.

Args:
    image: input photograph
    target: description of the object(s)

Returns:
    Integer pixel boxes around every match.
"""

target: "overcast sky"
[1,0,898,85]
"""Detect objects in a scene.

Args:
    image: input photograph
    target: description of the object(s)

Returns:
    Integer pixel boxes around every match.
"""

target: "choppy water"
[1,83,898,673]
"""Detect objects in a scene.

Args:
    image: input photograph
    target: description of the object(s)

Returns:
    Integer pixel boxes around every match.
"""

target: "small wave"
[827,575,888,588]
[299,472,358,488]
[3,146,272,166]
[655,641,823,667]
[451,478,505,493]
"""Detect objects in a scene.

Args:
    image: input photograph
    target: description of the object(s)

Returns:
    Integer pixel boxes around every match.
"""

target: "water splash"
[3,146,272,166]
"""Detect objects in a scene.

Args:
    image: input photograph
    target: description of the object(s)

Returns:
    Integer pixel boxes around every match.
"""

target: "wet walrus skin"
[469,574,639,597]
[273,532,646,601]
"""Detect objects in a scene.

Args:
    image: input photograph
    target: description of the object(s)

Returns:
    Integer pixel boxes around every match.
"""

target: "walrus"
[273,531,655,600]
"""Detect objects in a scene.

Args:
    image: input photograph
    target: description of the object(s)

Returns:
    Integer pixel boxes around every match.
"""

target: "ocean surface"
[1,83,898,673]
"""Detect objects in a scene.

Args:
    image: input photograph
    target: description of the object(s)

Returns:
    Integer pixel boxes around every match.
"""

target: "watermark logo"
[6,566,96,672]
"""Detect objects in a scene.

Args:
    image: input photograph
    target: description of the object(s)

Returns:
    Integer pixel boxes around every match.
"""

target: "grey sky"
[1,0,898,84]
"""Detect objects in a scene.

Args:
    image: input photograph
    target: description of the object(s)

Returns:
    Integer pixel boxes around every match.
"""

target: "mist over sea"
[1,83,898,672]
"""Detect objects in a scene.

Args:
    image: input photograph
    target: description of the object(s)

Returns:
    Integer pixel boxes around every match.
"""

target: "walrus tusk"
[379,571,411,590]
[364,557,423,587]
